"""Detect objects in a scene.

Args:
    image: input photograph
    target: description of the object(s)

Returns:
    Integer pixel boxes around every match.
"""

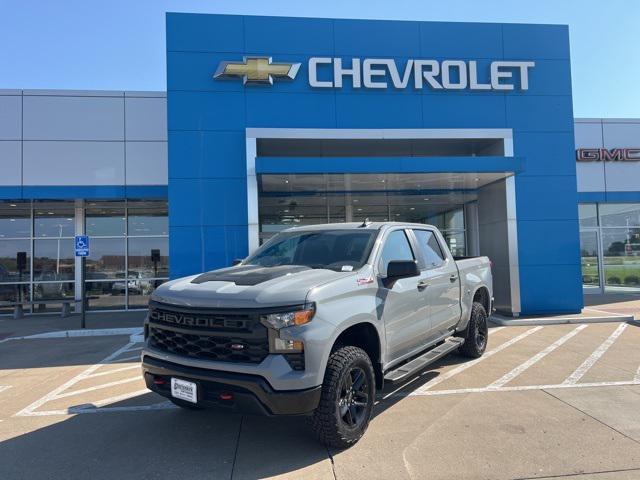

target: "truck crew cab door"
[377,229,431,363]
[411,228,462,334]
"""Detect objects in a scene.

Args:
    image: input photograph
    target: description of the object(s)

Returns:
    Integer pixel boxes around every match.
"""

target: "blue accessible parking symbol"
[75,235,90,257]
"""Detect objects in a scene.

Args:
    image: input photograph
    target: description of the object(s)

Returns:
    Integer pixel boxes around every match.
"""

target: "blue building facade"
[166,13,582,316]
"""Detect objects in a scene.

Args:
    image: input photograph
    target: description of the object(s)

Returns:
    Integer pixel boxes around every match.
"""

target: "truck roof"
[281,221,438,232]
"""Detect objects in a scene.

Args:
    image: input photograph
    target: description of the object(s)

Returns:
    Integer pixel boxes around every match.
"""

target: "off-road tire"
[459,302,488,358]
[311,346,376,449]
[169,398,204,410]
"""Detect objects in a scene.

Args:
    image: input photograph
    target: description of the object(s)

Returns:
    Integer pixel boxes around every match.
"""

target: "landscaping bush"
[608,276,621,285]
[624,275,640,285]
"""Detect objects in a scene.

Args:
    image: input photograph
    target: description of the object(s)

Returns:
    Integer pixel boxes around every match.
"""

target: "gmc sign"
[577,148,640,162]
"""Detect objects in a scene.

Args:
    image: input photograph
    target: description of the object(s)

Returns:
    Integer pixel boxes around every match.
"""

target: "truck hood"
[151,265,352,309]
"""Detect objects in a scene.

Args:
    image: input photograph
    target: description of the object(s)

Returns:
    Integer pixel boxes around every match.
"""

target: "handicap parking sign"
[75,235,90,257]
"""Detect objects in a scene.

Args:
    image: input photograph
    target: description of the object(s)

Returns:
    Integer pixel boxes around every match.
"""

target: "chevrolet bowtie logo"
[214,56,301,85]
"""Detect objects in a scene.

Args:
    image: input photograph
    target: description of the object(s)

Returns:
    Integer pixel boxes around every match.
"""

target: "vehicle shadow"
[1,392,331,480]
[0,334,136,370]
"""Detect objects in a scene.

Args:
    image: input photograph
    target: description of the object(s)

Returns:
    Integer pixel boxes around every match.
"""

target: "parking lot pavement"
[1,322,640,479]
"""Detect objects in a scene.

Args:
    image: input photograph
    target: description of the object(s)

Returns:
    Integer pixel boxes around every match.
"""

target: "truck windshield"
[244,230,378,271]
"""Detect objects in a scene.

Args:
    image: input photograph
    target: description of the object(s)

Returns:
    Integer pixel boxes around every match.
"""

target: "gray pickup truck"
[142,222,493,448]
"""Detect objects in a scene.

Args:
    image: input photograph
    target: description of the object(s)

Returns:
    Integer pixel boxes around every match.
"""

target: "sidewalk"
[492,293,640,326]
[0,311,146,341]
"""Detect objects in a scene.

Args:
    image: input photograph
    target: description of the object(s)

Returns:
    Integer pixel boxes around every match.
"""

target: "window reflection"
[86,281,126,311]
[258,175,469,251]
[0,239,31,279]
[33,239,74,281]
[599,203,640,228]
[86,238,125,279]
[579,204,598,228]
[128,237,168,278]
[128,201,168,236]
[34,202,74,238]
[0,202,31,238]
[86,202,125,236]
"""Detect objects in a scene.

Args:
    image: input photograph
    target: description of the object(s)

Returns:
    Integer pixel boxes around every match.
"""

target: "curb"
[491,313,634,327]
[0,327,143,344]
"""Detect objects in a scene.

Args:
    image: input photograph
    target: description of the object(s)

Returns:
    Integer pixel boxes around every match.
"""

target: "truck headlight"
[261,303,315,330]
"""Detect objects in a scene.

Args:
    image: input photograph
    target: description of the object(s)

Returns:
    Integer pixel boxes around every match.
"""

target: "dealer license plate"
[171,378,197,404]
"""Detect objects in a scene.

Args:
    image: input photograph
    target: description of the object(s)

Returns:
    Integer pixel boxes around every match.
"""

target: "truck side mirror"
[384,260,420,287]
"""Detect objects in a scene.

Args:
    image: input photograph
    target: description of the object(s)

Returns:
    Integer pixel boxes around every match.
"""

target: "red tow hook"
[219,391,234,401]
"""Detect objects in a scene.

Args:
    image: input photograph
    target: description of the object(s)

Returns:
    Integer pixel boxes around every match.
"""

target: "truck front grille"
[147,302,270,364]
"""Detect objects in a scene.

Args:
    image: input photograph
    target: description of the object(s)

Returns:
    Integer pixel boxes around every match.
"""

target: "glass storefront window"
[0,199,170,314]
[128,237,168,278]
[580,231,600,289]
[443,231,466,257]
[33,239,74,281]
[128,279,166,309]
[579,204,598,227]
[351,194,388,222]
[601,227,640,292]
[128,201,168,236]
[0,284,30,313]
[0,239,31,280]
[86,202,125,236]
[32,282,74,300]
[86,238,126,280]
[0,202,31,238]
[599,203,640,228]
[86,281,126,311]
[34,202,75,238]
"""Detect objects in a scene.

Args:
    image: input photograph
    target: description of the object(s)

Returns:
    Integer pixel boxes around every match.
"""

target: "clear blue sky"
[1,0,638,118]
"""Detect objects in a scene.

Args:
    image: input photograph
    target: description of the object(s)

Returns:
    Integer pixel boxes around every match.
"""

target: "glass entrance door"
[580,230,602,293]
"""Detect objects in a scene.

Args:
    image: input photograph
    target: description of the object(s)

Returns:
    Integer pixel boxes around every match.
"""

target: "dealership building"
[0,13,639,317]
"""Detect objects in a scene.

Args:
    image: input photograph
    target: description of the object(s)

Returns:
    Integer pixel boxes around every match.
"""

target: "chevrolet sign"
[214,56,535,91]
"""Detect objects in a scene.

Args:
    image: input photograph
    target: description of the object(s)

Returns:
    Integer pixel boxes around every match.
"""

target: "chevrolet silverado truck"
[142,222,493,448]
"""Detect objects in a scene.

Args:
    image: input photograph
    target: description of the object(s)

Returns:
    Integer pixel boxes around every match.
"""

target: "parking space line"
[54,377,140,399]
[409,326,544,396]
[0,386,11,394]
[122,346,143,353]
[14,342,136,417]
[69,402,176,415]
[407,379,640,397]
[487,324,588,389]
[84,364,139,379]
[108,354,141,363]
[562,323,628,385]
[635,365,640,383]
[80,389,154,408]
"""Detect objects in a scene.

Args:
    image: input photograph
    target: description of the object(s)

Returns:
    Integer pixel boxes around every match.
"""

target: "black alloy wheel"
[338,366,369,428]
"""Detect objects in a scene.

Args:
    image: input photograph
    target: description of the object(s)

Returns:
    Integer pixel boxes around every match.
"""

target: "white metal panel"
[125,142,168,185]
[0,141,22,185]
[602,122,640,148]
[576,163,606,192]
[23,141,124,185]
[0,96,22,140]
[23,95,124,141]
[603,122,640,192]
[574,121,605,193]
[574,121,603,148]
[125,97,167,141]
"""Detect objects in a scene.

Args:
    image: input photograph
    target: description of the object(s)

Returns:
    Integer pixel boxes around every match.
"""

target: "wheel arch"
[472,286,491,314]
[331,321,383,389]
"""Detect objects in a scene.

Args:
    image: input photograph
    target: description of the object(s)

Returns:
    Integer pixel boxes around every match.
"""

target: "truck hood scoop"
[190,265,312,286]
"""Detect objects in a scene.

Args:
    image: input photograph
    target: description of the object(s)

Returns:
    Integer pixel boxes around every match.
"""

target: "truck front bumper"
[142,355,321,416]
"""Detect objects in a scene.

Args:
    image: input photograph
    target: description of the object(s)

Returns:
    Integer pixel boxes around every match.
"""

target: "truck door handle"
[417,281,430,291]
[449,274,458,283]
